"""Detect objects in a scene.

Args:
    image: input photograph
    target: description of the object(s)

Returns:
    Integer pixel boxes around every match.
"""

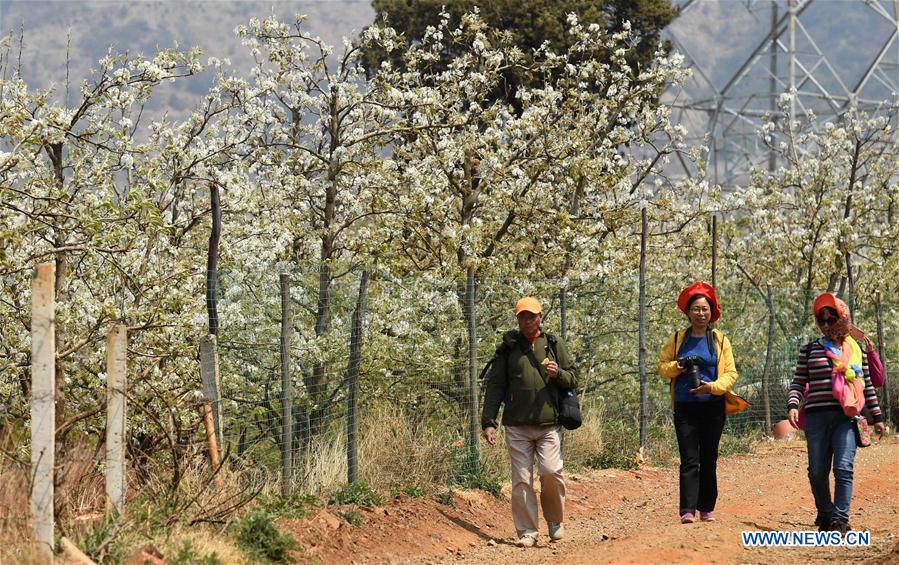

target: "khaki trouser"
[504,424,565,536]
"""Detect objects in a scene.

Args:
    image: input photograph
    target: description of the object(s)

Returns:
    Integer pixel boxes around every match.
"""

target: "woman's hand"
[788,408,800,429]
[689,383,712,395]
[873,422,886,439]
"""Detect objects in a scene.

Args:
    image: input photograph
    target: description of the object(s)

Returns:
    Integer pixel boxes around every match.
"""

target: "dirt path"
[286,437,899,564]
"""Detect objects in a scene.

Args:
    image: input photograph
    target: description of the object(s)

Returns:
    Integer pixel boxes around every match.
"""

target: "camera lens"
[688,364,701,389]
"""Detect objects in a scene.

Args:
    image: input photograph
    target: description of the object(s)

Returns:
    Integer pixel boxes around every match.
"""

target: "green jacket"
[481,329,578,429]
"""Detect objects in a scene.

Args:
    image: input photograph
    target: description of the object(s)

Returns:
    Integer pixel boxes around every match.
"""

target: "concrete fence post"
[31,262,55,560]
[105,323,127,514]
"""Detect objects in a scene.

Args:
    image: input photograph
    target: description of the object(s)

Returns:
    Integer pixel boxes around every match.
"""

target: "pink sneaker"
[681,513,695,524]
[700,511,715,522]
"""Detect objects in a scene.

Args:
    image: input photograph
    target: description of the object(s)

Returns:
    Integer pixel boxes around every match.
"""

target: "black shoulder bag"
[532,334,581,430]
[548,334,582,430]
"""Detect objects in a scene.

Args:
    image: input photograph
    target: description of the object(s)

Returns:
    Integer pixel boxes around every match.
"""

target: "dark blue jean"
[804,410,857,523]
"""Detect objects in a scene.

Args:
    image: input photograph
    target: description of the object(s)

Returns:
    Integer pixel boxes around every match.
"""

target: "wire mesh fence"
[209,267,898,494]
[3,264,896,516]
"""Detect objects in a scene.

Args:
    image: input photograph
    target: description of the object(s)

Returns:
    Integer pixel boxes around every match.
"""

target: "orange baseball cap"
[813,292,849,318]
[677,281,720,322]
[515,297,542,315]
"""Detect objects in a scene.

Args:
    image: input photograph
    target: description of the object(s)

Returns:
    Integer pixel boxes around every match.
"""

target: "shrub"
[435,488,455,508]
[68,512,131,564]
[232,510,299,564]
[338,509,362,526]
[402,484,425,498]
[172,540,222,565]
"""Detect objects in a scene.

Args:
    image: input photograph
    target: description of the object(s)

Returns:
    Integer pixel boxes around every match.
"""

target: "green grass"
[256,492,319,520]
[719,431,759,457]
[329,481,384,507]
[450,450,503,497]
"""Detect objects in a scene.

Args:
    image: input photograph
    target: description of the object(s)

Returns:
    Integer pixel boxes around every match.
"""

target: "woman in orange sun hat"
[787,292,885,534]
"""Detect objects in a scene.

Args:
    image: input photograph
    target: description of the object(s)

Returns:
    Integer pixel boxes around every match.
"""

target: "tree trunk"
[46,141,68,524]
[711,213,718,289]
[762,284,776,433]
[53,250,68,437]
[279,273,294,495]
[465,266,479,467]
[309,259,332,439]
[638,208,648,449]
[346,270,369,484]
[845,252,855,313]
[206,182,221,335]
[875,291,891,424]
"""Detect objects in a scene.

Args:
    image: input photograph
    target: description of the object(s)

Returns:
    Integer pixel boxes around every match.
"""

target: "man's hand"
[483,426,497,446]
[788,408,800,429]
[874,421,886,439]
[545,360,559,379]
[690,382,712,395]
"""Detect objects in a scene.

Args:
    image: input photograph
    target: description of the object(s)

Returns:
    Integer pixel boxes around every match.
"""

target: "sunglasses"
[816,314,839,326]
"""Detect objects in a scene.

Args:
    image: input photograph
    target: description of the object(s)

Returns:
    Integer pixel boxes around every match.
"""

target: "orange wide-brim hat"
[677,281,720,323]
[813,292,849,318]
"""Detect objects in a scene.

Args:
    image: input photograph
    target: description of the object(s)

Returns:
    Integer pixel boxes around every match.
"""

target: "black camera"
[679,355,704,390]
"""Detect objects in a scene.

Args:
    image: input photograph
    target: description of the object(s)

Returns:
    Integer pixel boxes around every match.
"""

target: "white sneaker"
[516,533,537,547]
[548,522,565,541]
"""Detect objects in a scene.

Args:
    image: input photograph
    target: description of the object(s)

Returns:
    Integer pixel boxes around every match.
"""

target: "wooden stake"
[201,402,223,489]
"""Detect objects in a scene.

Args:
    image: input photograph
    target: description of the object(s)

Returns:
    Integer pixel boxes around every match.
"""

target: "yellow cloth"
[657,328,748,415]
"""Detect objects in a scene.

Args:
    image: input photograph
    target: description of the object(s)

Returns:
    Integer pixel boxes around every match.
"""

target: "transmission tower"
[663,0,898,187]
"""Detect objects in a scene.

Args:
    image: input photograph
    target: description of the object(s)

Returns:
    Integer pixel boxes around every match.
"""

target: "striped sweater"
[787,340,883,423]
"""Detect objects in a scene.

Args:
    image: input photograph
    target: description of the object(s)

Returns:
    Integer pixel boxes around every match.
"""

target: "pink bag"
[832,371,865,417]
[867,347,885,388]
[850,326,885,388]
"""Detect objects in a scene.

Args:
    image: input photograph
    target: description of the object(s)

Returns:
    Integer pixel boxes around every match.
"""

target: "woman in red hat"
[657,281,747,524]
[786,292,885,534]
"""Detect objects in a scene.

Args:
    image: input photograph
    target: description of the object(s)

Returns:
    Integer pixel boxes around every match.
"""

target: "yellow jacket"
[657,328,748,415]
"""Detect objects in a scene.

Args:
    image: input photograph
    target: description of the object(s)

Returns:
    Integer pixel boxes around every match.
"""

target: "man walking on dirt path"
[481,296,579,547]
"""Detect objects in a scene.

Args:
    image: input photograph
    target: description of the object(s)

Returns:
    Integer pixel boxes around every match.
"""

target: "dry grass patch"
[0,454,34,563]
[358,403,457,493]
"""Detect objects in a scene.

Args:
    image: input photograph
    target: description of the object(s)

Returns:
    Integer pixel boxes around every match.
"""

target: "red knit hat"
[677,281,720,323]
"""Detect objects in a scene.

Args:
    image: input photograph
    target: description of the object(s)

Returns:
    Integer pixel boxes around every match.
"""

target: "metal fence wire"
[3,266,896,525]
[211,268,897,493]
